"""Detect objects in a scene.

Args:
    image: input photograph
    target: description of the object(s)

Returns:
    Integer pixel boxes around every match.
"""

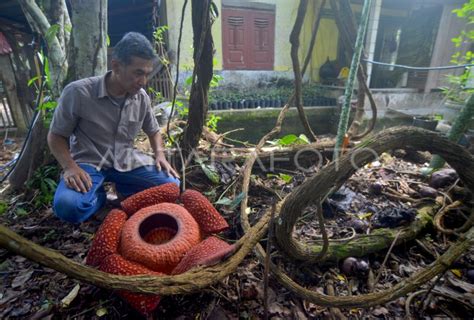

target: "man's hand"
[156,155,179,178]
[63,164,92,193]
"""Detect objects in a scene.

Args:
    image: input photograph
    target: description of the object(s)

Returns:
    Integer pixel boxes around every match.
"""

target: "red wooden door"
[222,8,249,70]
[222,7,275,70]
[249,11,274,70]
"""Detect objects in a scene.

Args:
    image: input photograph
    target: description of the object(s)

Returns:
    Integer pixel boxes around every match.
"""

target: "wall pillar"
[425,4,467,93]
[365,0,382,87]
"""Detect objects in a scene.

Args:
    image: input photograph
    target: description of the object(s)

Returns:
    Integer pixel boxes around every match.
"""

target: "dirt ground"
[0,138,473,319]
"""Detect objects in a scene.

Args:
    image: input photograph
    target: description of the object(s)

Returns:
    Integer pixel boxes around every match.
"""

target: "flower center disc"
[139,213,178,245]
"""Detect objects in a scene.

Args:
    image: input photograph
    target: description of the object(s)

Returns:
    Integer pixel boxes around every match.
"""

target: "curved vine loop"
[275,127,474,262]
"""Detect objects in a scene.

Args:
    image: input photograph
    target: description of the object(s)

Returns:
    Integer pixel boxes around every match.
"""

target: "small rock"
[430,168,458,189]
[418,186,438,198]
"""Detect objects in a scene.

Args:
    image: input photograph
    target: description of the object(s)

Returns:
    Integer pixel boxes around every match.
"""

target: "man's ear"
[111,59,121,73]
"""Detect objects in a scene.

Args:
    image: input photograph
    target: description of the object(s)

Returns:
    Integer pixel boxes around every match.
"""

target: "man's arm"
[147,131,179,178]
[47,132,92,193]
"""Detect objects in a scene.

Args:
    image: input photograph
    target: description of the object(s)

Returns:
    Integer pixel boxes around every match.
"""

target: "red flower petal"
[121,182,180,216]
[172,236,236,275]
[86,209,127,267]
[99,254,162,315]
[181,189,229,234]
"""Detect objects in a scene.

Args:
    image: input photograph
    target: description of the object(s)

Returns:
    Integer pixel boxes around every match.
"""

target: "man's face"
[113,56,154,95]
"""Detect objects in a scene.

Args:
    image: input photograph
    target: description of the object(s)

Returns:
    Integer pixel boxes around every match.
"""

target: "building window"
[222,7,275,70]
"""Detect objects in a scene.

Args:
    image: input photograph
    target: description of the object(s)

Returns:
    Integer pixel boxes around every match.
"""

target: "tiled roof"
[0,32,13,55]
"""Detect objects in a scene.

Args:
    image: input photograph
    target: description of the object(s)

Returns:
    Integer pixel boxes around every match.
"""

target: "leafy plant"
[267,173,293,183]
[15,207,29,217]
[153,25,169,45]
[210,74,224,88]
[206,114,221,132]
[26,165,60,209]
[175,100,189,118]
[196,159,220,184]
[28,51,57,126]
[0,200,8,215]
[268,134,310,147]
[442,1,474,103]
[215,192,245,210]
[148,86,164,104]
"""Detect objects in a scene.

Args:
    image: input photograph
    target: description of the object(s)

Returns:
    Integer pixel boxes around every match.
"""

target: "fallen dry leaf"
[11,269,34,289]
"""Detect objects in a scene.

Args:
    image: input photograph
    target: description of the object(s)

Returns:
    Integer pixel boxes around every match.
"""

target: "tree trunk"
[182,0,214,157]
[1,30,35,131]
[9,0,106,190]
[70,0,108,79]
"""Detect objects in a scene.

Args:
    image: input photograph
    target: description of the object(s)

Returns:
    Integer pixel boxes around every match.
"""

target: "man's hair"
[112,32,156,65]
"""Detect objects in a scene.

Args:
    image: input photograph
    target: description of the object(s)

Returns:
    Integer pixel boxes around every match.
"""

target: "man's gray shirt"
[50,72,160,172]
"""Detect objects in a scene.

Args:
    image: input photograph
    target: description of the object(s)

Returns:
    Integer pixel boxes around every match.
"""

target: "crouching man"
[48,32,179,223]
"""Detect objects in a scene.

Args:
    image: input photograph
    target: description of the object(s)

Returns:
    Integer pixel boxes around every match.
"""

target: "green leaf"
[278,134,299,146]
[38,101,58,112]
[210,74,224,88]
[40,180,48,193]
[27,76,39,87]
[44,56,51,89]
[278,173,293,183]
[15,207,28,217]
[106,34,110,47]
[298,134,310,144]
[64,24,72,33]
[215,197,233,206]
[229,192,245,210]
[184,75,193,86]
[200,163,220,184]
[267,173,293,183]
[0,201,8,215]
[44,178,57,191]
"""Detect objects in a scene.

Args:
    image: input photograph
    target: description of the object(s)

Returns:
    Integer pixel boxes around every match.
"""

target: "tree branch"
[290,0,318,142]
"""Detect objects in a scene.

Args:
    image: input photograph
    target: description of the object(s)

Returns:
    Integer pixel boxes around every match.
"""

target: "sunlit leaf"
[451,269,462,278]
[200,163,220,184]
[96,307,108,317]
[298,134,310,144]
[27,76,40,87]
[278,134,299,146]
[278,173,293,183]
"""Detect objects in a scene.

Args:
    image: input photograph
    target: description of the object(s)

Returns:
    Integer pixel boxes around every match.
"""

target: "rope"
[363,59,474,71]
